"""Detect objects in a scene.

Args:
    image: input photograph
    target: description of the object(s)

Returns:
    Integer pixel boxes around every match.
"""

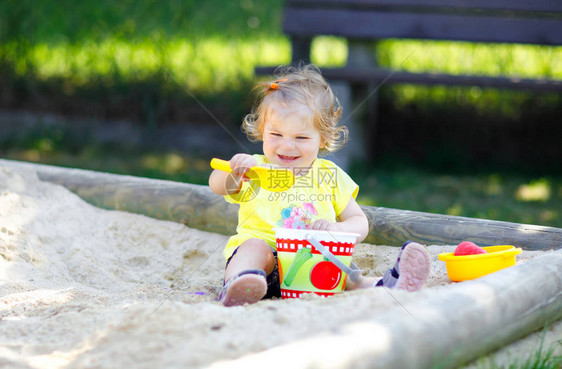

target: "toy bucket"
[275,228,361,299]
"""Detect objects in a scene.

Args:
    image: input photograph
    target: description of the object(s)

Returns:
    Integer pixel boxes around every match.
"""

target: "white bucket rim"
[273,228,360,243]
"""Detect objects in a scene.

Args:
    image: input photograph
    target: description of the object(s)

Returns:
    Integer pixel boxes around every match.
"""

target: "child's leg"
[220,238,276,306]
[345,276,378,290]
[224,238,276,280]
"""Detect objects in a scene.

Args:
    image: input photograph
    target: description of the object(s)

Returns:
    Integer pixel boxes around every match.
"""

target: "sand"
[0,165,559,369]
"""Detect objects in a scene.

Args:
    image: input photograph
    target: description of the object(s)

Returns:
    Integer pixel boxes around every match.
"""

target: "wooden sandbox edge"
[1,159,560,250]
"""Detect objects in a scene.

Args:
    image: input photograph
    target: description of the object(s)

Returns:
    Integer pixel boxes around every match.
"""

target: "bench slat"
[322,68,562,92]
[284,9,562,45]
[287,0,562,14]
[255,67,562,92]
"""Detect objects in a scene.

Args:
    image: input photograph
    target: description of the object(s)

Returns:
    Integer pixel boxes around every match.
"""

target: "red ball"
[454,241,488,256]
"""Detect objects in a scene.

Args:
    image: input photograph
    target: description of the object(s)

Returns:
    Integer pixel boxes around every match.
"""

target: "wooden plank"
[208,250,562,369]
[256,66,562,92]
[320,68,562,92]
[2,160,561,250]
[363,206,562,250]
[284,9,562,45]
[255,66,288,76]
[287,0,562,14]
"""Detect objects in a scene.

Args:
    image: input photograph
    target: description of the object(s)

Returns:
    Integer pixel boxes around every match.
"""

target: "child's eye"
[296,136,309,140]
[271,132,282,137]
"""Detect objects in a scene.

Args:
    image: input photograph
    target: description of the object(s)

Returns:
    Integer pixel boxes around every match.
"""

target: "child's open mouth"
[278,154,300,163]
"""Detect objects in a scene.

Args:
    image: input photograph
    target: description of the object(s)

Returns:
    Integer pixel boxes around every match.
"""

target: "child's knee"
[239,238,271,253]
[237,239,272,258]
[234,239,276,274]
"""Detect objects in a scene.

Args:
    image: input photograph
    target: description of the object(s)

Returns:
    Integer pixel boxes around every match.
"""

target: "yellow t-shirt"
[223,155,359,260]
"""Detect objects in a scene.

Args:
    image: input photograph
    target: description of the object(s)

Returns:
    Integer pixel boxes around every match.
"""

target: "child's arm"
[309,197,369,242]
[208,154,257,196]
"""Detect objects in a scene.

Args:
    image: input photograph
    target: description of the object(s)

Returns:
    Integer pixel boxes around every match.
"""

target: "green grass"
[469,327,561,369]
[353,167,561,228]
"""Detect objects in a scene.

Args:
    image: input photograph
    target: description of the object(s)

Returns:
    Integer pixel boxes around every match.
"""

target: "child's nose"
[280,138,296,150]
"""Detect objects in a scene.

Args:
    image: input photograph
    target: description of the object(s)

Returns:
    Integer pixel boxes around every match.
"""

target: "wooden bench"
[255,0,562,165]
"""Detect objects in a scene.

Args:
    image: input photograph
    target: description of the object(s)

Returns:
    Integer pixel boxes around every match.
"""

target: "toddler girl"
[209,64,430,306]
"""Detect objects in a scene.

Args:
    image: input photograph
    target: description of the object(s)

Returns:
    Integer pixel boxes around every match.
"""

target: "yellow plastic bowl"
[438,245,522,282]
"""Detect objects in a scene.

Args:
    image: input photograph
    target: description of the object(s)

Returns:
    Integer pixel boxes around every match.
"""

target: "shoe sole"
[221,274,267,307]
[395,243,431,292]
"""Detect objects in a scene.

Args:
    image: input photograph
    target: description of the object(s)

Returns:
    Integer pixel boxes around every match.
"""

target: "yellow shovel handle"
[210,158,233,173]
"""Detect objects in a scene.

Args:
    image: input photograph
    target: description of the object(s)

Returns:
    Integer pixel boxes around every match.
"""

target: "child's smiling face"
[262,104,323,169]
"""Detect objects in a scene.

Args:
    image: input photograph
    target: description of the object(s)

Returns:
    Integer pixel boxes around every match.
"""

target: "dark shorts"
[225,247,281,300]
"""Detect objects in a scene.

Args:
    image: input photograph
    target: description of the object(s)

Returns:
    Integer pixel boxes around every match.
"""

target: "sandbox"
[0,159,560,369]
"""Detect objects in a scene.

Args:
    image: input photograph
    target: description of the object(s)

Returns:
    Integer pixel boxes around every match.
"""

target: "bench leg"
[291,36,312,65]
[355,82,379,161]
[328,81,365,170]
[346,41,380,164]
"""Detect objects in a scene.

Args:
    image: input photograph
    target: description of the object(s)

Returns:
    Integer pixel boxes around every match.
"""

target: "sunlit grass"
[14,37,562,86]
[17,36,290,92]
[516,179,551,202]
[380,40,562,77]
[311,36,348,67]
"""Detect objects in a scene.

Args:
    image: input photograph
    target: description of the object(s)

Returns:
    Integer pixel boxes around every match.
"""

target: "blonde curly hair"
[242,64,348,153]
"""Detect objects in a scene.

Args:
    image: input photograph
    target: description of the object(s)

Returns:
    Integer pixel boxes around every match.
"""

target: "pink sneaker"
[375,241,431,292]
[394,242,431,291]
[219,270,267,307]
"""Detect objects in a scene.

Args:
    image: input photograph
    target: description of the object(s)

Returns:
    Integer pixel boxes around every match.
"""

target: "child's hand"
[309,219,338,232]
[229,154,257,181]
